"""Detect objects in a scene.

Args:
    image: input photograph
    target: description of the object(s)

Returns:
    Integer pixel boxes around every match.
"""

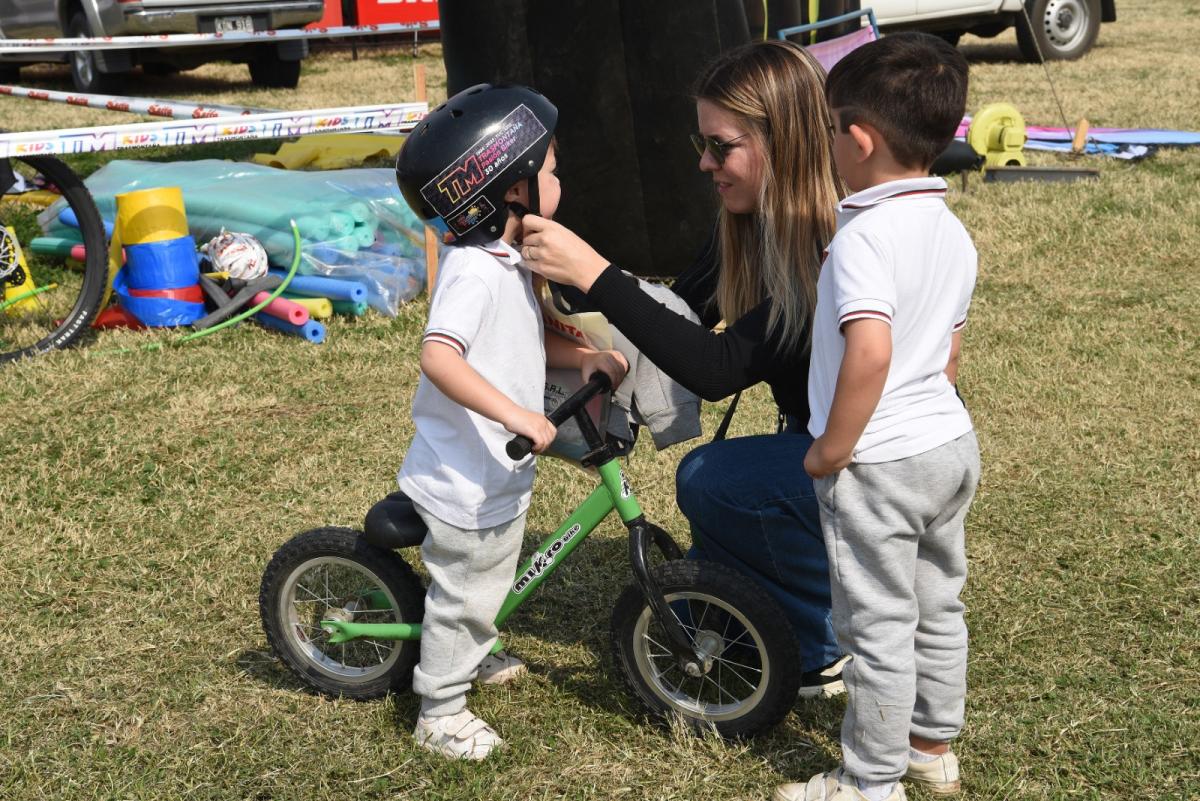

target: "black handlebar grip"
[506,435,534,460]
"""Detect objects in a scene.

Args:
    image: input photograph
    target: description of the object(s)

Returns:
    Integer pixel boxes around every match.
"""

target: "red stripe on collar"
[842,188,947,209]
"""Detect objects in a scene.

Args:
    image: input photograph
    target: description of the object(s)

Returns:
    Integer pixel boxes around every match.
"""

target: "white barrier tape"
[0,101,425,158]
[0,84,271,119]
[0,21,439,54]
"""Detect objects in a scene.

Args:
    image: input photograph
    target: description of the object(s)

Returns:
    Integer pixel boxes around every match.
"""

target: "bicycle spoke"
[702,671,738,705]
[294,583,333,604]
[723,628,753,649]
[712,657,760,692]
[711,653,763,675]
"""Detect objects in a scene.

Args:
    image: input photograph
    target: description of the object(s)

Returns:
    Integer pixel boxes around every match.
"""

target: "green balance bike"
[259,374,802,738]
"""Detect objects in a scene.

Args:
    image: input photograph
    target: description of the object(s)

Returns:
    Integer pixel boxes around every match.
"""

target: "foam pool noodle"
[269,271,367,303]
[284,296,333,320]
[255,312,326,344]
[328,211,356,237]
[331,299,368,316]
[347,202,371,224]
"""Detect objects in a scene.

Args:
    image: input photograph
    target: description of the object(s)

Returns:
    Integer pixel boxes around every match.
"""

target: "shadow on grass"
[959,41,1028,64]
[13,63,269,94]
[233,646,318,694]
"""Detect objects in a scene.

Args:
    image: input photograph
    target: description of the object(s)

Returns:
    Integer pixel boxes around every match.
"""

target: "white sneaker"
[774,768,906,801]
[905,750,960,794]
[476,650,527,685]
[413,709,504,760]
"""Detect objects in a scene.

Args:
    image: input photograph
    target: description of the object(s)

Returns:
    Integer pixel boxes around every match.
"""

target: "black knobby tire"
[260,527,425,700]
[610,559,802,739]
[0,155,107,363]
[1017,0,1101,61]
[67,12,122,94]
[248,55,302,89]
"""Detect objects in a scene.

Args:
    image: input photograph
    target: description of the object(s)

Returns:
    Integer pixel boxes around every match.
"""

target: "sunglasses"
[689,132,750,166]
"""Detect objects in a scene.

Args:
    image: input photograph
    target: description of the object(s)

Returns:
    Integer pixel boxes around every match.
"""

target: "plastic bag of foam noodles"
[43,159,431,315]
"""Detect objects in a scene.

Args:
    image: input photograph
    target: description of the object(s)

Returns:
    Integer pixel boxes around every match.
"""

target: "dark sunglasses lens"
[690,134,725,165]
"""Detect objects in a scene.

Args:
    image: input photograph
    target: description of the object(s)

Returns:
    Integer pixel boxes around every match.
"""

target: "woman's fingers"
[519,215,609,291]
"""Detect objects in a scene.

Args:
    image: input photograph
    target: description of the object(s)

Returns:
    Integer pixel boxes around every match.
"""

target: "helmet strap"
[526,175,541,218]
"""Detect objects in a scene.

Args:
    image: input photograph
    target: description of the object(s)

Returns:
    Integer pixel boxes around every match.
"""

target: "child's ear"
[848,123,876,163]
[504,181,525,204]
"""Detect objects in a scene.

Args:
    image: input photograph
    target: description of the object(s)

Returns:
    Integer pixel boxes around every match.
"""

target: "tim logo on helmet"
[434,155,485,206]
[400,92,553,242]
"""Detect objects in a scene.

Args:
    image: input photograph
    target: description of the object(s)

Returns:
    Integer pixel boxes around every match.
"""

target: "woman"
[521,40,846,694]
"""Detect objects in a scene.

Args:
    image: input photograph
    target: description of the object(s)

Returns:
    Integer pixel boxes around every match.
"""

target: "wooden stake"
[413,63,438,296]
[1071,118,1090,155]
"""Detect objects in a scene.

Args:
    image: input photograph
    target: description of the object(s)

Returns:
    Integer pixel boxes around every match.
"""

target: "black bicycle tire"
[259,527,425,700]
[610,559,802,739]
[0,154,108,363]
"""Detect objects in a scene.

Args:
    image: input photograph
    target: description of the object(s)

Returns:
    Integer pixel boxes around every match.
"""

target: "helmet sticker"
[419,104,549,236]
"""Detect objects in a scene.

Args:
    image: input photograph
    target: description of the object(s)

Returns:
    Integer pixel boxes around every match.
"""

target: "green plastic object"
[30,236,83,258]
[967,103,1028,169]
[331,299,368,316]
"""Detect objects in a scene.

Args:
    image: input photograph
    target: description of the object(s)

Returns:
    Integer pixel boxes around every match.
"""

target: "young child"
[777,33,978,801]
[394,84,626,760]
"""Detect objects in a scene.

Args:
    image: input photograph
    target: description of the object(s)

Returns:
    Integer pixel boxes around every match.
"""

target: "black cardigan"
[585,239,812,422]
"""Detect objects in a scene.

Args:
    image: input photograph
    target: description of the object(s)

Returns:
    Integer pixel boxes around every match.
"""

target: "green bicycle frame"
[321,458,643,646]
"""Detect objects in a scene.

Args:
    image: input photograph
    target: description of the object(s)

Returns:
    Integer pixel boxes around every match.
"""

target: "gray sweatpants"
[814,432,980,782]
[410,502,526,718]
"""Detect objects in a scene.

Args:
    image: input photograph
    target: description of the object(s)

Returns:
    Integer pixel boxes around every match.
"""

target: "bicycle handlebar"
[506,371,613,460]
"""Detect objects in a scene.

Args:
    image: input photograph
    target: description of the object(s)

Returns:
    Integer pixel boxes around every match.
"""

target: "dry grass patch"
[2,3,1199,799]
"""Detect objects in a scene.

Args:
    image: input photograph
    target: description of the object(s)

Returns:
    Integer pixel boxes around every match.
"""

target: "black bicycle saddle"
[363,490,427,549]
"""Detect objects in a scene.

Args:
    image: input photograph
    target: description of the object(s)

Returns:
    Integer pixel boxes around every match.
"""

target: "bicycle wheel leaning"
[260,527,426,700]
[610,559,802,739]
[0,154,108,363]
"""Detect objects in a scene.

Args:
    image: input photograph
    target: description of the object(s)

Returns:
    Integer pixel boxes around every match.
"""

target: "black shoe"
[798,654,850,698]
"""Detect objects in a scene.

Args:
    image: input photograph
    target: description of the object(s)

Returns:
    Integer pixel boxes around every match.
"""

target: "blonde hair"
[695,40,843,353]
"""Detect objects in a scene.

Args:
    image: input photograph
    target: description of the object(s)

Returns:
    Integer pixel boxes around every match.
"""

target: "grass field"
[1,2,1198,799]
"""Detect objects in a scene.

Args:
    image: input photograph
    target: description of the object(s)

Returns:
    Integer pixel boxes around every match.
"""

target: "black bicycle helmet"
[396,83,558,246]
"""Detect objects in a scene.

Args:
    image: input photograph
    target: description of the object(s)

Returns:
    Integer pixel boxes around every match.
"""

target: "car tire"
[68,11,124,93]
[1017,0,1101,61]
[937,30,964,48]
[248,54,302,89]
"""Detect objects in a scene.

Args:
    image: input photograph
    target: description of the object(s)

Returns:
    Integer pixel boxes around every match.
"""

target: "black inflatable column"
[440,1,750,278]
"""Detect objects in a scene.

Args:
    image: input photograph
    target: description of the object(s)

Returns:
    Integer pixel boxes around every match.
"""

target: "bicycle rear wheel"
[0,155,107,363]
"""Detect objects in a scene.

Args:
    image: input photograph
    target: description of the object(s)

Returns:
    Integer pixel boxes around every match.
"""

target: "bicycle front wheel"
[0,155,107,363]
[610,559,802,739]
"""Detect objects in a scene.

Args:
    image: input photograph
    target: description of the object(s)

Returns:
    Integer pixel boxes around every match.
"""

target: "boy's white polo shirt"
[808,177,977,464]
[399,239,545,529]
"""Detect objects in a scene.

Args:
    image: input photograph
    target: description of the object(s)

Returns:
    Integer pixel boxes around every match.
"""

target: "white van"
[872,0,1116,61]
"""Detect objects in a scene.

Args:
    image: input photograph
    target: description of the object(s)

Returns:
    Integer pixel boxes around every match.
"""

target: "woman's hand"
[580,348,630,390]
[520,214,610,292]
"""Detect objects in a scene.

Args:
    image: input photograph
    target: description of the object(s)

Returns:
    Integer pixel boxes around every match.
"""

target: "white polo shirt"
[398,239,546,529]
[808,177,977,464]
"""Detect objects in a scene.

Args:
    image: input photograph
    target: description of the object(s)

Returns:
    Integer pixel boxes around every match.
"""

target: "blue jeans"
[676,424,839,673]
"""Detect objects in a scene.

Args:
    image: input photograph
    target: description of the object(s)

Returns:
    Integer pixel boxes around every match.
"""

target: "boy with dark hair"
[394,83,626,760]
[775,33,978,801]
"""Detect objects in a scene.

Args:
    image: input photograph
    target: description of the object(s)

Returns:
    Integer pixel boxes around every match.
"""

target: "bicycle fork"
[625,516,708,677]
